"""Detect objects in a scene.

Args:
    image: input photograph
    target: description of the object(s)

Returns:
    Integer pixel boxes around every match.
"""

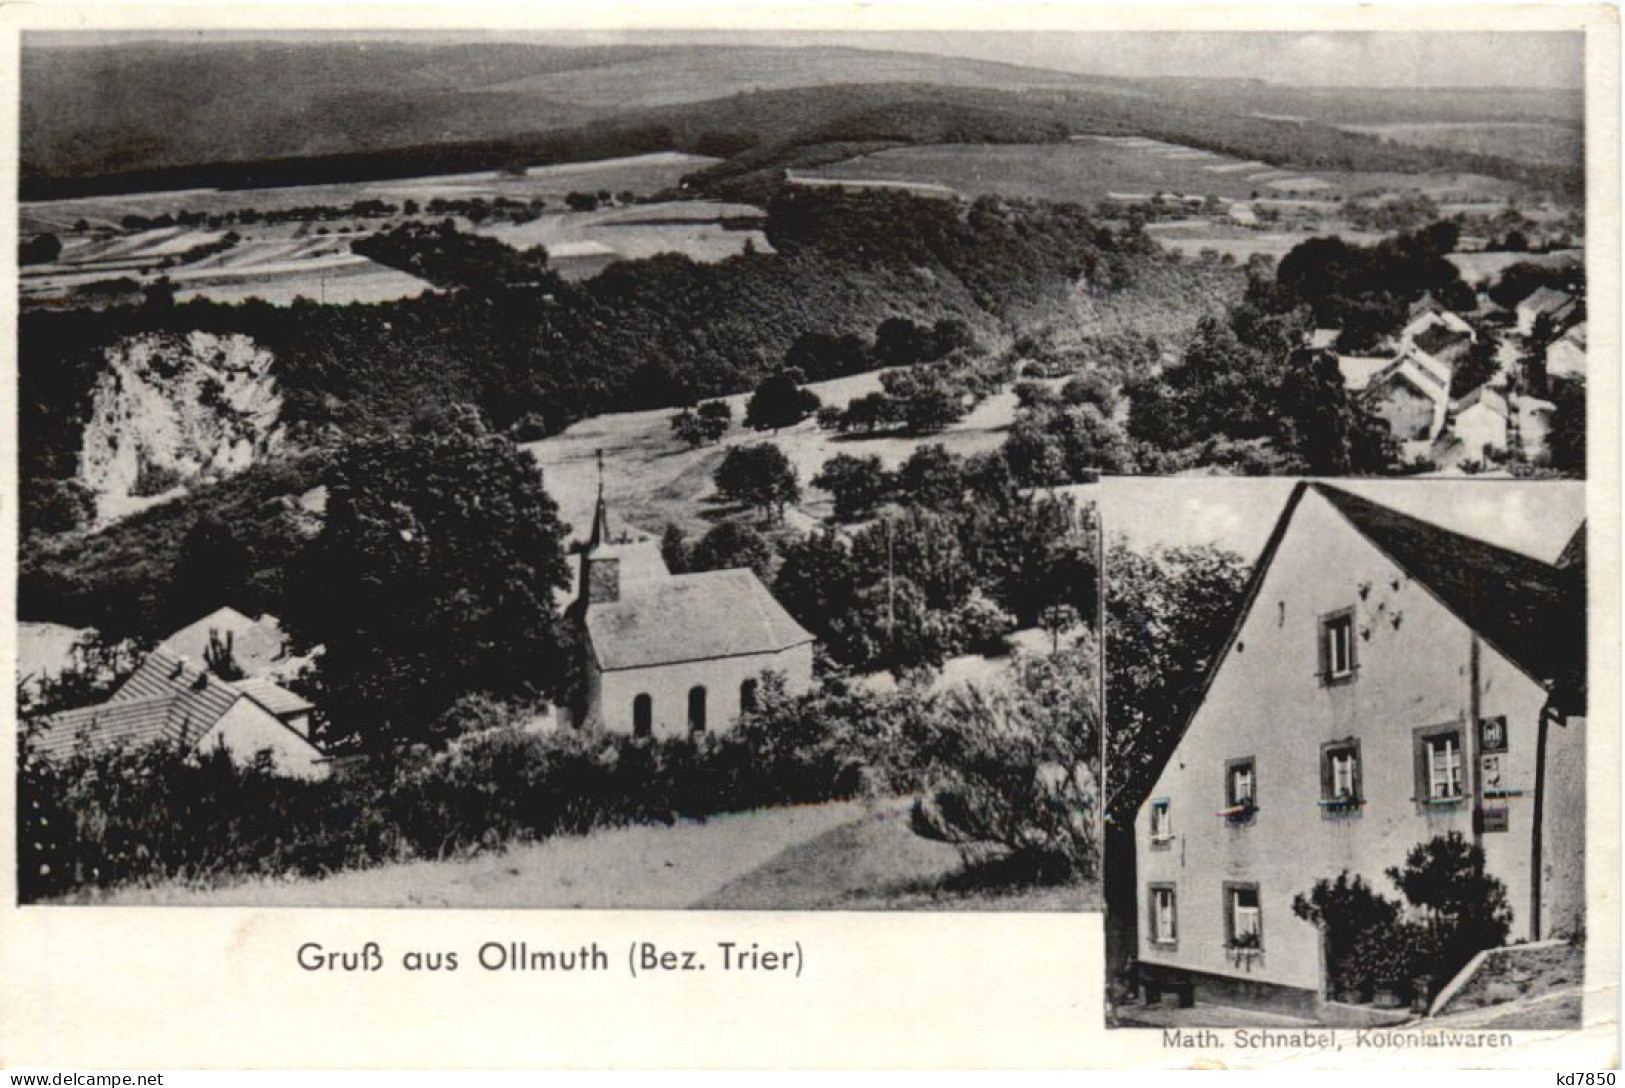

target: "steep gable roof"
[110,647,243,722]
[585,568,814,671]
[1313,484,1581,696]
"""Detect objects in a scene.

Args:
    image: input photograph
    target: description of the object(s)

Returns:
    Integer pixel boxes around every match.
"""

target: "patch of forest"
[18,187,1179,630]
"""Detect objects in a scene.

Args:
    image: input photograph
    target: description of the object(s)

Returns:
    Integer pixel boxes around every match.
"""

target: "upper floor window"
[1320,608,1357,684]
[1149,799,1172,844]
[1321,739,1363,806]
[1225,757,1257,813]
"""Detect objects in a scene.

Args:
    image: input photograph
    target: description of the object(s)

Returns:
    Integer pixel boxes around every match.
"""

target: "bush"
[1292,871,1403,1001]
[910,643,1099,881]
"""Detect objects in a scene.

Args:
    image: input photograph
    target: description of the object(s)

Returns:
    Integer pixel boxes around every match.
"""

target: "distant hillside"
[21,40,1583,200]
[21,41,1137,182]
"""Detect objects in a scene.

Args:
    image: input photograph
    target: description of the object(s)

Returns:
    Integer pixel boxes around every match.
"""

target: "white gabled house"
[1134,484,1585,1016]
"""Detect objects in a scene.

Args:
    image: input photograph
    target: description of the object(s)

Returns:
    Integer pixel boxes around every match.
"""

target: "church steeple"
[579,450,621,606]
[587,449,611,550]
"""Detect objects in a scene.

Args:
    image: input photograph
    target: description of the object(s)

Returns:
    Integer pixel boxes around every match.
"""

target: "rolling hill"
[23,40,1583,199]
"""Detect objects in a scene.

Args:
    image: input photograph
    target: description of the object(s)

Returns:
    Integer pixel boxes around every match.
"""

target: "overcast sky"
[1101,478,1585,565]
[32,29,1584,89]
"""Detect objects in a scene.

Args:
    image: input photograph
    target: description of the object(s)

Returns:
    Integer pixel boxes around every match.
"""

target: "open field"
[21,159,764,302]
[63,797,1092,910]
[797,139,1527,208]
[1145,220,1387,262]
[1339,122,1583,167]
[1446,247,1583,286]
[19,152,722,235]
[476,199,770,280]
[524,367,1030,545]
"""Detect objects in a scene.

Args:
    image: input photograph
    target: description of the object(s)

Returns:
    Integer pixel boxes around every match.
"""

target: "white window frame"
[1151,886,1177,945]
[1230,763,1255,807]
[1149,800,1172,843]
[1228,886,1262,948]
[1321,609,1357,683]
[1428,732,1464,799]
[1331,749,1358,799]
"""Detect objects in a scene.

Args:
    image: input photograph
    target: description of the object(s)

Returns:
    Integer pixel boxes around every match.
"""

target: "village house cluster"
[1328,285,1585,470]
[27,485,816,773]
[1132,483,1586,1017]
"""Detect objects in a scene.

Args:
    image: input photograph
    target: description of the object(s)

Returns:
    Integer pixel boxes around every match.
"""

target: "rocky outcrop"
[77,332,284,524]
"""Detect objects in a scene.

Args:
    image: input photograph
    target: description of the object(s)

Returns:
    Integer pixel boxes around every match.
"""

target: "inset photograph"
[1102,478,1585,1029]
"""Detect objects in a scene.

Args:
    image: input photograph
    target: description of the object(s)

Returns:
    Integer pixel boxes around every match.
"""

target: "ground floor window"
[632,694,652,737]
[688,685,707,733]
[740,677,759,713]
[1225,883,1262,950]
[1148,884,1177,946]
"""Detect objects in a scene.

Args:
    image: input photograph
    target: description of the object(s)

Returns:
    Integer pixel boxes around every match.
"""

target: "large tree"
[286,413,574,748]
[714,443,801,521]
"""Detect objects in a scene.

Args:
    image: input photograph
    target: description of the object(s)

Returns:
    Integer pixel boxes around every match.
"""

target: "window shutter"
[1319,746,1334,800]
[1317,617,1330,680]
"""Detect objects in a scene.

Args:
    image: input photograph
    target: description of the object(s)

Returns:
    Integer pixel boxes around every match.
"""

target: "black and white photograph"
[1101,477,1587,1030]
[3,8,1614,1072]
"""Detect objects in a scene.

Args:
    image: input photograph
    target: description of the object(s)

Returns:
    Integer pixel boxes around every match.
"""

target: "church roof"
[585,568,815,671]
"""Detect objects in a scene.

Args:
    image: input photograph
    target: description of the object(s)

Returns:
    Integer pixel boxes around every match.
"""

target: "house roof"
[1519,286,1574,315]
[234,676,316,717]
[1337,355,1391,392]
[1314,485,1582,702]
[160,607,289,678]
[30,648,325,762]
[27,695,201,761]
[1411,323,1472,360]
[1452,384,1509,419]
[585,568,815,671]
[110,648,243,721]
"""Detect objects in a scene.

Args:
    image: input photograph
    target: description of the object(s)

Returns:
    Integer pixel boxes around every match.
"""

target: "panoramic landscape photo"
[14,29,1582,908]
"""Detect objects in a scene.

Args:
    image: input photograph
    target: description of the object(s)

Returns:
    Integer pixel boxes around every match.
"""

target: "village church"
[566,485,815,737]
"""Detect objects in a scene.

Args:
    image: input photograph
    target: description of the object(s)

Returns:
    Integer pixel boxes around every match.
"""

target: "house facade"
[571,492,815,737]
[1133,484,1585,1015]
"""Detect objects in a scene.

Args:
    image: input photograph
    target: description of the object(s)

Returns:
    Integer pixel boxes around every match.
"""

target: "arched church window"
[633,693,652,737]
[688,686,708,733]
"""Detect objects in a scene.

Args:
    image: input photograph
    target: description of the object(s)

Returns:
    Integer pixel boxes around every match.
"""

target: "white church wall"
[596,643,814,738]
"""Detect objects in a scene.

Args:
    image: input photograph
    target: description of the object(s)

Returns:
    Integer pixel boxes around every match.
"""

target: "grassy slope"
[68,797,1097,911]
